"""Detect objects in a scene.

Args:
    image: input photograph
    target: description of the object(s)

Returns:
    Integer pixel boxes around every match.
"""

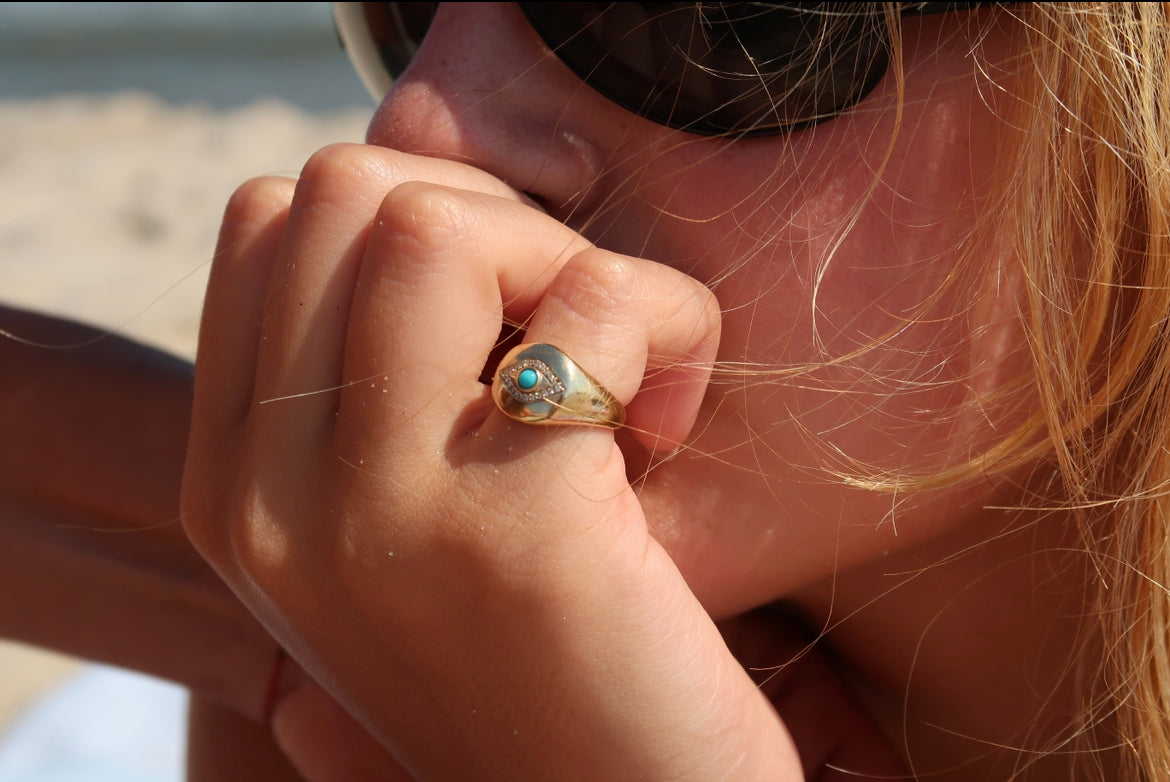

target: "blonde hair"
[608,3,1170,775]
[944,3,1170,778]
[779,3,1170,777]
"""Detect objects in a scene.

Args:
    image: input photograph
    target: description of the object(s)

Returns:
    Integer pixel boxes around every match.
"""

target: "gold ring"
[492,343,625,428]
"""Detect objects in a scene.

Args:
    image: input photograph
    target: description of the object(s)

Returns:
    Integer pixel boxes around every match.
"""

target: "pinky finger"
[191,176,294,443]
[272,683,416,782]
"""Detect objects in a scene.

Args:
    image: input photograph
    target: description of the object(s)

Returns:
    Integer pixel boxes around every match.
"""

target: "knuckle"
[299,142,376,184]
[683,278,722,346]
[225,495,290,587]
[179,445,248,570]
[297,143,410,210]
[376,183,476,254]
[549,249,639,322]
[220,176,294,231]
[182,457,293,592]
[179,486,221,564]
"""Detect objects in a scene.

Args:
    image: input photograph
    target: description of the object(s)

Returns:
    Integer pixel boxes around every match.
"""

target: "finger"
[187,696,304,782]
[185,176,294,567]
[271,683,414,782]
[726,609,909,781]
[192,176,294,444]
[492,247,721,452]
[771,655,908,781]
[332,184,591,461]
[250,144,523,442]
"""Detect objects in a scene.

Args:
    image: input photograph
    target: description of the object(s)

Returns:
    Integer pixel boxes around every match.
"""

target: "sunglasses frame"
[332,2,994,137]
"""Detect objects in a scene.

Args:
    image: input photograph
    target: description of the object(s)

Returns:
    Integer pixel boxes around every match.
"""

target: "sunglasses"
[332,3,989,138]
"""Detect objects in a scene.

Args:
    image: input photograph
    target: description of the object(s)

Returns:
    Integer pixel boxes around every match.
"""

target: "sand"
[0,91,370,358]
[0,91,371,732]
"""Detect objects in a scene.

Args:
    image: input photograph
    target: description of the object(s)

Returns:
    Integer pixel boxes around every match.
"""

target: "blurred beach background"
[0,3,374,778]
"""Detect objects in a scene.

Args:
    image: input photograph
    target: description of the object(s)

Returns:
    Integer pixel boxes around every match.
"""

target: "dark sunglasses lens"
[342,3,893,136]
[519,2,890,137]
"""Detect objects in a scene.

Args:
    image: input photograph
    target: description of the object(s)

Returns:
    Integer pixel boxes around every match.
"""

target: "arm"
[0,307,274,717]
[0,308,413,781]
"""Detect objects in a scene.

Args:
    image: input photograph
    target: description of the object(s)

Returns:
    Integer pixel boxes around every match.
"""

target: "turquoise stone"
[517,367,539,390]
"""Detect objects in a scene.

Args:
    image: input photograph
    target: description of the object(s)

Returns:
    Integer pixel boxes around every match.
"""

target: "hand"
[180,142,887,780]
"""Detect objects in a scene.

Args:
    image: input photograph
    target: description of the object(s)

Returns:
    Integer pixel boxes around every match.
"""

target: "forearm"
[0,307,190,525]
[0,307,275,717]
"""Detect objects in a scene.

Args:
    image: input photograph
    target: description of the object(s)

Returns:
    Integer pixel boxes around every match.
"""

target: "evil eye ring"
[492,343,625,428]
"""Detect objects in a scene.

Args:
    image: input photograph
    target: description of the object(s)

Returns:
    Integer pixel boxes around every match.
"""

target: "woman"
[182,3,1169,779]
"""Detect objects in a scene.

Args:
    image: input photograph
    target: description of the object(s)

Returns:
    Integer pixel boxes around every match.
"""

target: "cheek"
[718,265,1029,485]
[626,163,1032,606]
[631,69,1028,471]
[610,89,1034,579]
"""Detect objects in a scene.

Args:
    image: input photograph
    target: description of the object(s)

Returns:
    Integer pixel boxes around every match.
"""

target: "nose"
[364,3,628,217]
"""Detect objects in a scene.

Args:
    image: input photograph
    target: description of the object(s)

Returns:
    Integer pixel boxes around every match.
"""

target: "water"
[0,666,186,782]
[0,2,375,111]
